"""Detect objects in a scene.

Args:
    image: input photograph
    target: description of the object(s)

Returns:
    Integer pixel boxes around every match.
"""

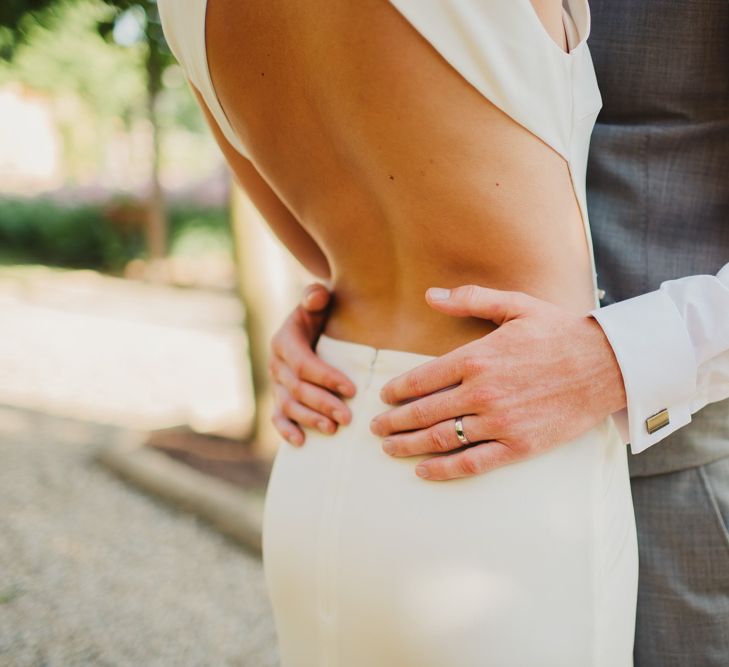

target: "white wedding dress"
[158,1,639,665]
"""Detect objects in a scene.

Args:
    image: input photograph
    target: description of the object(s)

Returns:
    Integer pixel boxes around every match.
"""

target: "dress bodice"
[158,0,604,303]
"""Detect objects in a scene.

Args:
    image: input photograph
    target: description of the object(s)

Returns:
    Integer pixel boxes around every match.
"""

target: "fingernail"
[415,464,430,478]
[428,288,451,301]
[318,419,332,433]
[333,410,347,424]
[338,383,354,397]
[370,418,381,435]
[382,439,394,455]
[288,434,303,446]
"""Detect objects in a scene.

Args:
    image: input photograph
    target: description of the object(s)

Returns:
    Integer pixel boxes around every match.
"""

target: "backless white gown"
[158,2,639,665]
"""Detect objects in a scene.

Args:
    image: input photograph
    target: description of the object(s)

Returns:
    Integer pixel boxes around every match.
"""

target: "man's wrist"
[588,290,697,453]
[584,315,628,416]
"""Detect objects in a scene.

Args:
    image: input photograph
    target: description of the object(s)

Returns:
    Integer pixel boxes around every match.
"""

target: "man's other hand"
[269,284,356,446]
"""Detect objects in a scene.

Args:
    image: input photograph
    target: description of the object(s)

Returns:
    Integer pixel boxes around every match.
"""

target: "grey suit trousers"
[630,456,729,666]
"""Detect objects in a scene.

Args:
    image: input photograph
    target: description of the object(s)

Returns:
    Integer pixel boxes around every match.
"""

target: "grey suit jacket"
[587,0,729,476]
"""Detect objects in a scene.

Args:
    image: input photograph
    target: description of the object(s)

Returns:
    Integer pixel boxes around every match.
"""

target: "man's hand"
[269,284,356,446]
[370,285,627,481]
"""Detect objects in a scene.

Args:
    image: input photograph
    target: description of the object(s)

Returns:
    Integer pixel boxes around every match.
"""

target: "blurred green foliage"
[0,197,230,271]
[1,0,145,121]
[0,0,224,268]
[0,0,205,153]
[0,197,135,270]
[0,1,55,59]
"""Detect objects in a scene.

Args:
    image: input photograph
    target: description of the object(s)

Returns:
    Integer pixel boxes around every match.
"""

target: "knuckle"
[507,445,528,462]
[410,402,430,425]
[457,284,480,301]
[312,395,332,417]
[405,373,424,396]
[281,397,295,415]
[498,291,517,312]
[470,384,495,406]
[328,371,344,394]
[272,414,289,433]
[460,453,483,476]
[461,354,485,376]
[272,387,285,409]
[430,427,451,452]
[290,380,305,402]
[491,410,513,432]
[322,398,338,418]
[508,290,530,310]
[289,356,305,377]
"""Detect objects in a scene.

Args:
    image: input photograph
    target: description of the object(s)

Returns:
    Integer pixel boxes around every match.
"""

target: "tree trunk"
[143,22,167,281]
[230,186,308,459]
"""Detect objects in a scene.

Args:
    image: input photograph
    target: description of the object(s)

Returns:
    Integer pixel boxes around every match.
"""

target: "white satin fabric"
[263,334,638,666]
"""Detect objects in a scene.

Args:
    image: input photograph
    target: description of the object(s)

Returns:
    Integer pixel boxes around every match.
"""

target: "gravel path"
[0,405,279,667]
[0,266,279,665]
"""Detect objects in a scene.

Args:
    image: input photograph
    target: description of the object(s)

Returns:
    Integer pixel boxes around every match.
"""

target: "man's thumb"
[425,285,534,324]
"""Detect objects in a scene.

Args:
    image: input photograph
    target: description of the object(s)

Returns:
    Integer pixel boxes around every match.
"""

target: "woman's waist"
[315,332,440,385]
[322,296,496,357]
[321,265,593,356]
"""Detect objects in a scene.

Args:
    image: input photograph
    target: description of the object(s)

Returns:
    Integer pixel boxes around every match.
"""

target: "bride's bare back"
[201,0,595,355]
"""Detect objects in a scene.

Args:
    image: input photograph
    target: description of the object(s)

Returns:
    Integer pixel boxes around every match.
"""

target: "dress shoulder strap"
[158,0,251,159]
[387,0,599,159]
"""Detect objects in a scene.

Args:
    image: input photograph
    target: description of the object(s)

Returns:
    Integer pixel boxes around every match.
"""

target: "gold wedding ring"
[454,416,471,446]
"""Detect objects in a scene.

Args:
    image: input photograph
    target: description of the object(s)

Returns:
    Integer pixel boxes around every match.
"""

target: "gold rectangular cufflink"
[645,408,670,434]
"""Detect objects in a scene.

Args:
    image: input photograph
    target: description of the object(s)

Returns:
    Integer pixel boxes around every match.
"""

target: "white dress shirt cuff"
[589,289,697,454]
